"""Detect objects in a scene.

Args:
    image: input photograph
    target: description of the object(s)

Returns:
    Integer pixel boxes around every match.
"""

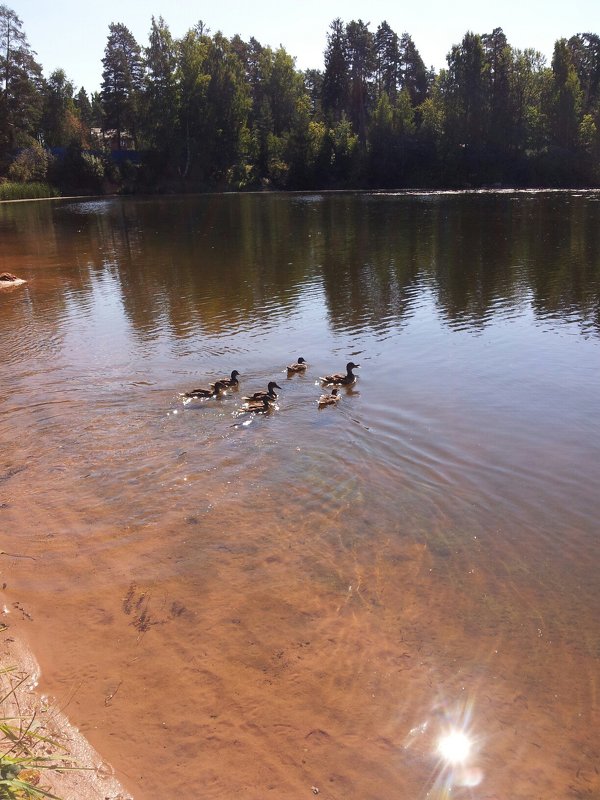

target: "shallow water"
[1,191,599,799]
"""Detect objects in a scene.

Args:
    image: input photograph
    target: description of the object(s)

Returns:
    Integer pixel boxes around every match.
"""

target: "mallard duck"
[287,357,307,373]
[239,395,272,414]
[320,362,360,386]
[242,382,282,402]
[318,388,340,408]
[182,380,228,400]
[210,370,240,389]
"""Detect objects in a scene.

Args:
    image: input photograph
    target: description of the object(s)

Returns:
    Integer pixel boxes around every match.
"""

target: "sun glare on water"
[437,730,472,764]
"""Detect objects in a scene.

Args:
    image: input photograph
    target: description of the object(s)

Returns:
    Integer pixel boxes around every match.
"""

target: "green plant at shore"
[0,668,75,800]
[0,183,60,202]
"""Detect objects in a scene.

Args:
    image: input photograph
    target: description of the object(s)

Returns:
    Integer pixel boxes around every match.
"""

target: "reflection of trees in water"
[68,195,323,338]
[317,193,600,336]
[317,196,423,333]
[1,193,599,340]
[0,200,120,337]
[428,194,600,334]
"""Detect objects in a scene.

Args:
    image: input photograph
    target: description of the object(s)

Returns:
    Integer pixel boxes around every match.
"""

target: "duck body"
[210,369,240,389]
[318,388,340,408]
[182,380,228,400]
[287,357,307,373]
[240,395,272,414]
[320,362,360,386]
[243,382,282,402]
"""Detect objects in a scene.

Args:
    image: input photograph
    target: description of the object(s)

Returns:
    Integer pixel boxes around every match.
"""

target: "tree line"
[1,4,599,193]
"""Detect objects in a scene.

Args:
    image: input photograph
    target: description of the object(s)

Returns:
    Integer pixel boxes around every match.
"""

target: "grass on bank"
[0,666,80,800]
[0,183,60,202]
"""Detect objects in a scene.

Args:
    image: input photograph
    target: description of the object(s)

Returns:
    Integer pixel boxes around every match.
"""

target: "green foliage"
[549,39,583,148]
[143,16,179,155]
[0,5,43,158]
[579,113,598,153]
[50,145,106,194]
[322,18,350,125]
[41,69,79,148]
[2,5,600,192]
[0,182,58,200]
[0,667,77,799]
[7,142,51,182]
[101,22,143,149]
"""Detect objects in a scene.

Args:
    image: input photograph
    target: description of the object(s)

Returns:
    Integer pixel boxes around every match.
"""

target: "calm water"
[1,191,599,799]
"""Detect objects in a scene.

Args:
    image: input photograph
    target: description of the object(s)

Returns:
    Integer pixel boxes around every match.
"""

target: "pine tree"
[75,87,92,129]
[0,4,43,155]
[345,19,375,146]
[322,19,350,125]
[399,33,429,107]
[101,22,143,149]
[550,39,582,149]
[374,21,400,100]
[144,16,178,153]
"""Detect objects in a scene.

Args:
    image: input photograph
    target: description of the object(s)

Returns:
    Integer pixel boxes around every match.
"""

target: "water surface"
[1,191,599,799]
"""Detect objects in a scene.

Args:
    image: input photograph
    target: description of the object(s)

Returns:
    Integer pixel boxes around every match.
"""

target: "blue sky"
[9,0,600,93]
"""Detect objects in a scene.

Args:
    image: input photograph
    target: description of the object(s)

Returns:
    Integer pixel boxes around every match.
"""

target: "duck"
[287,357,308,373]
[210,370,241,389]
[318,388,340,408]
[181,380,228,400]
[239,395,272,414]
[320,362,360,386]
[242,382,282,402]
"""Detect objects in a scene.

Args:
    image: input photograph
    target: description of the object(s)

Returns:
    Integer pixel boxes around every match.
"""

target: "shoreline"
[0,615,132,800]
[1,185,600,207]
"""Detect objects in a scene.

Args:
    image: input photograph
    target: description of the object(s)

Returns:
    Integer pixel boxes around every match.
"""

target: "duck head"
[346,362,360,372]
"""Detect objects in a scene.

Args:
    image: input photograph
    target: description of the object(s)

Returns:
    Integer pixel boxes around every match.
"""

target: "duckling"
[210,369,241,389]
[287,357,308,373]
[182,380,228,400]
[239,395,272,414]
[242,382,282,403]
[320,362,360,386]
[318,388,340,408]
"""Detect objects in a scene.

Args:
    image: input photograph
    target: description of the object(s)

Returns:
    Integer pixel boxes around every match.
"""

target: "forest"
[1,4,599,195]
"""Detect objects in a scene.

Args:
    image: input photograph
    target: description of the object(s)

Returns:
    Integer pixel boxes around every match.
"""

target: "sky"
[8,0,600,93]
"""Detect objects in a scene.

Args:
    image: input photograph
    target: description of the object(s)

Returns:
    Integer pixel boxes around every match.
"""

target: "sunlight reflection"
[434,710,483,793]
[437,729,471,764]
[403,695,484,796]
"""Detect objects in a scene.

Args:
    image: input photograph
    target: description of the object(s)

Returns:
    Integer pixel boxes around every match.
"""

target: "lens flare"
[437,730,472,764]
